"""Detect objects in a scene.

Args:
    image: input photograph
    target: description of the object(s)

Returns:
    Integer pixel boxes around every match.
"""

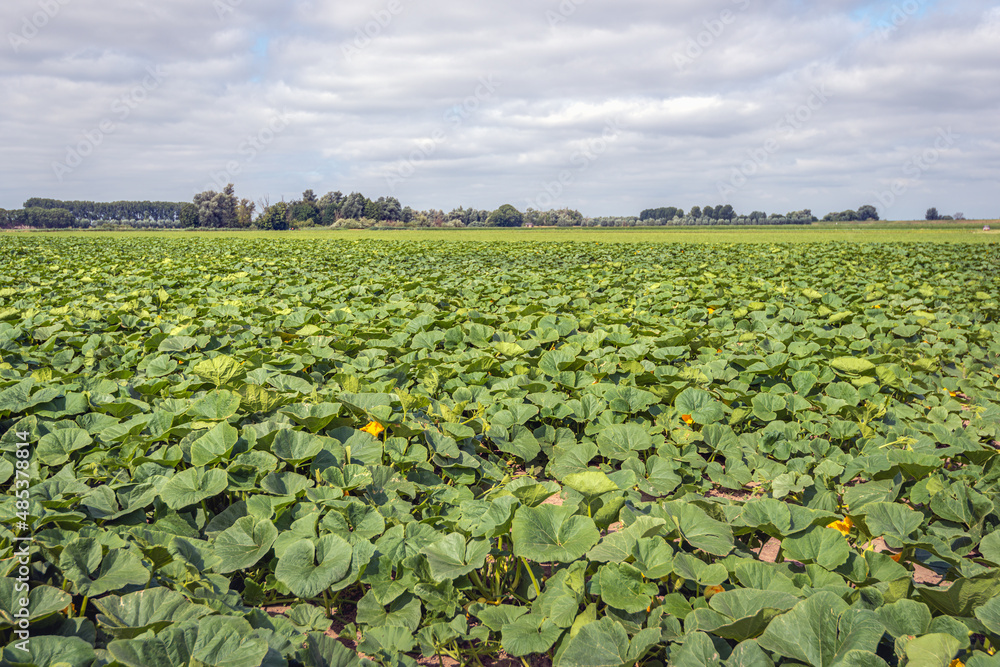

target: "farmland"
[1,234,999,666]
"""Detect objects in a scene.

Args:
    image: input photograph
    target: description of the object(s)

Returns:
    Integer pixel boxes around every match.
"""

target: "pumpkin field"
[1,234,999,667]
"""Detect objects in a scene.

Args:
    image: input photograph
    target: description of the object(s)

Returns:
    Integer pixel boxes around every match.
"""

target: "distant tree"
[487,204,524,227]
[954,212,965,220]
[857,204,879,221]
[180,204,199,228]
[193,184,238,227]
[719,204,735,221]
[236,199,256,228]
[290,189,320,225]
[690,206,702,219]
[926,207,940,221]
[341,192,366,219]
[257,202,289,230]
[363,200,379,220]
[380,196,403,221]
[555,208,584,226]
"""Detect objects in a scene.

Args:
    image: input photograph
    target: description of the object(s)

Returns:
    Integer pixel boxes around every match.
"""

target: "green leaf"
[697,588,800,642]
[422,533,490,582]
[857,502,924,543]
[903,633,962,667]
[191,354,244,386]
[597,562,658,613]
[916,572,1000,618]
[271,428,325,465]
[189,421,239,467]
[161,467,228,509]
[275,534,353,598]
[831,357,876,374]
[36,428,92,466]
[675,387,725,424]
[668,631,724,667]
[189,389,241,420]
[192,616,270,667]
[2,635,96,667]
[596,423,654,460]
[58,540,150,596]
[874,599,932,638]
[214,516,279,574]
[555,617,658,667]
[662,501,734,556]
[974,596,1000,635]
[781,525,852,570]
[0,581,71,628]
[502,615,563,657]
[297,632,361,667]
[758,591,885,667]
[159,335,198,353]
[93,588,213,639]
[512,504,601,563]
[563,470,619,497]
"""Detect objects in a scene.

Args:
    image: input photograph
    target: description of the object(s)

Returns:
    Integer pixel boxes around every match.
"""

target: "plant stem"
[521,558,542,597]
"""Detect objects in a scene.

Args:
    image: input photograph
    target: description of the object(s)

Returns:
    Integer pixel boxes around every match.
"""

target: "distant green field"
[13,220,999,244]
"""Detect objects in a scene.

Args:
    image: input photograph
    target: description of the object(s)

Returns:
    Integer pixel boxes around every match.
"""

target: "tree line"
[5,189,983,231]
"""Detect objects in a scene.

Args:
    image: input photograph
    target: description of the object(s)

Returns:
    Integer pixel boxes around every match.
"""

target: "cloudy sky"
[2,0,998,219]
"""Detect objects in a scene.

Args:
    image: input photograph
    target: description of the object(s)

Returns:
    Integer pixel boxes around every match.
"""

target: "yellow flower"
[890,552,902,563]
[827,517,853,536]
[704,585,725,599]
[708,308,715,314]
[949,659,964,667]
[681,414,694,425]
[360,421,385,437]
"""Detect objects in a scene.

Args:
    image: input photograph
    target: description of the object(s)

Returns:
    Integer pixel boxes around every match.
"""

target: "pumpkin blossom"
[949,660,963,667]
[360,421,385,437]
[681,414,694,425]
[704,585,724,599]
[827,517,853,537]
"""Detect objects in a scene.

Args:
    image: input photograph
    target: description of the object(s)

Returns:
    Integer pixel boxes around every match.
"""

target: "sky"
[2,0,998,220]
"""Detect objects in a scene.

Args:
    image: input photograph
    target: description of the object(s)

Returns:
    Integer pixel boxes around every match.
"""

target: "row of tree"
[926,208,964,221]
[10,191,982,231]
[23,198,186,222]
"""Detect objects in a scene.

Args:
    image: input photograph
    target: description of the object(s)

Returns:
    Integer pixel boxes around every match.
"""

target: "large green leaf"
[192,354,244,386]
[2,635,96,667]
[758,591,885,666]
[189,389,241,420]
[161,467,228,509]
[781,525,852,570]
[903,634,962,667]
[555,618,659,667]
[189,421,239,467]
[93,588,213,639]
[597,562,658,613]
[422,533,490,582]
[512,504,601,563]
[662,501,734,556]
[58,539,150,596]
[214,516,279,574]
[0,580,70,628]
[275,534,353,598]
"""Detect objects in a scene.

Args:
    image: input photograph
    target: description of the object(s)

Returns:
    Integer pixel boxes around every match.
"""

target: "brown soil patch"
[541,492,564,506]
[755,537,781,563]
